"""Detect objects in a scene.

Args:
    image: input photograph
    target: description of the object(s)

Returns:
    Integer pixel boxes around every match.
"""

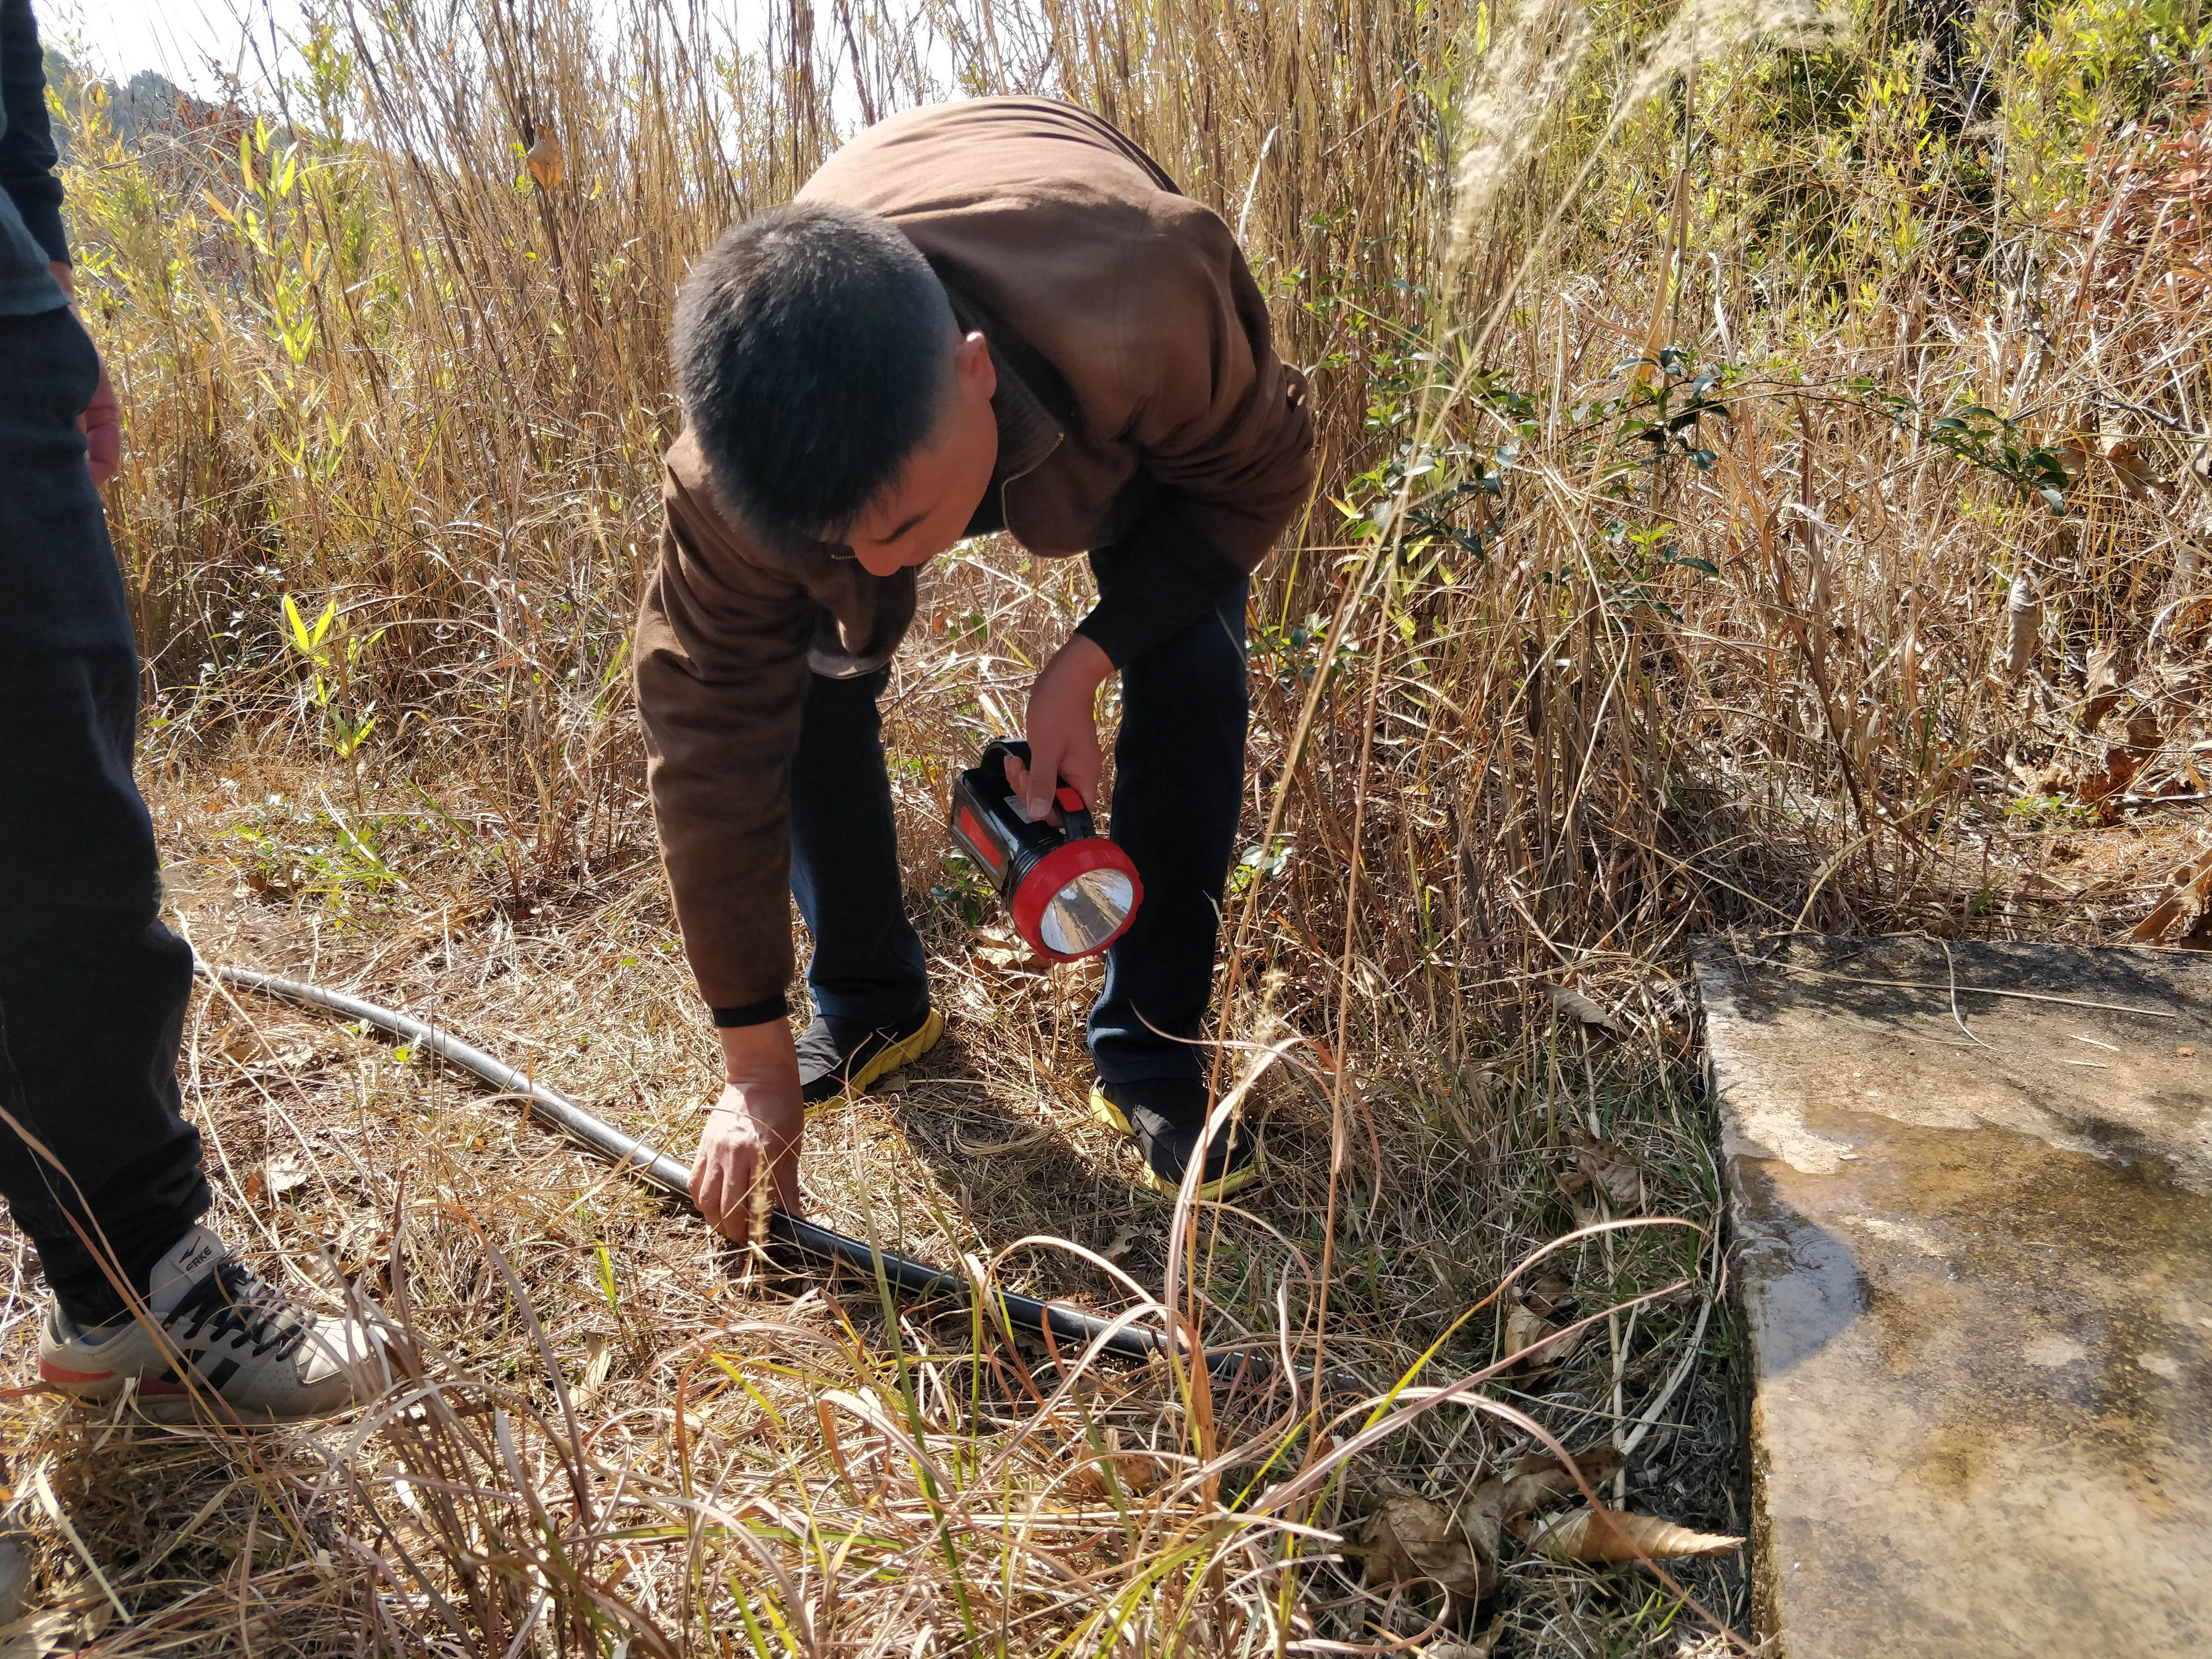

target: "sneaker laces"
[162,1261,315,1361]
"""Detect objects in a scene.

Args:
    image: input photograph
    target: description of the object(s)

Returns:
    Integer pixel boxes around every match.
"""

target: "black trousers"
[791,566,1248,1084]
[0,306,208,1327]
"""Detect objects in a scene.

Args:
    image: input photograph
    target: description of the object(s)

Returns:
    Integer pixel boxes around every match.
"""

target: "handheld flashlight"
[947,739,1143,962]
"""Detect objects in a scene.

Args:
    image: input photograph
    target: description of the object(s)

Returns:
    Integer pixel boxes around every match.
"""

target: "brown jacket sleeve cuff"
[711,995,791,1029]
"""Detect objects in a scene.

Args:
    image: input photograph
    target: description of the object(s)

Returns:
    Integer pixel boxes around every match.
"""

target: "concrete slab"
[1692,937,2212,1658]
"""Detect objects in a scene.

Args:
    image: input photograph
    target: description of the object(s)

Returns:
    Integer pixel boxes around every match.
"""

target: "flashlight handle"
[981,738,1096,838]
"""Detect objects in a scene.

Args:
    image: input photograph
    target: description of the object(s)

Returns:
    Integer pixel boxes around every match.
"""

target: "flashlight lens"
[1039,867,1136,956]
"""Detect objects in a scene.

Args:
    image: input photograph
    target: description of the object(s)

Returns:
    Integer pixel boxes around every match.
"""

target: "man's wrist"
[718,1013,797,1084]
[1045,631,1116,693]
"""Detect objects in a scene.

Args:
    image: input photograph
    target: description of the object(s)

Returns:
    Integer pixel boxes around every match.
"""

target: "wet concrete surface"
[1693,937,2211,1658]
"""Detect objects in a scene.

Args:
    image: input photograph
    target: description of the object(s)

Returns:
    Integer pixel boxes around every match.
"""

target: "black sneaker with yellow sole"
[1089,1078,1264,1199]
[798,1009,946,1107]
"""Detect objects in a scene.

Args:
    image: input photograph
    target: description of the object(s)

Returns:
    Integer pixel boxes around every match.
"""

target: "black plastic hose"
[201,962,1283,1385]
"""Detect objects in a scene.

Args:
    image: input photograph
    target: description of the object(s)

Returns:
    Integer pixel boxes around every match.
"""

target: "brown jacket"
[636,97,1314,1015]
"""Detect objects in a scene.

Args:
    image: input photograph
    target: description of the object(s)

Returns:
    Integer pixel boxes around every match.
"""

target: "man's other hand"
[693,1019,805,1237]
[1010,633,1114,821]
[81,354,121,489]
[51,262,121,489]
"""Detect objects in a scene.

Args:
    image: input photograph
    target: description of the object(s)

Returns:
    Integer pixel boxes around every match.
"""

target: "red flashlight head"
[1010,832,1143,962]
[947,740,1144,962]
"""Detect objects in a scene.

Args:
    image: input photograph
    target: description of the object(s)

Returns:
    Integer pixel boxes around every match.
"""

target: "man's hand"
[692,1019,804,1238]
[81,355,121,489]
[1007,633,1115,820]
[51,262,121,489]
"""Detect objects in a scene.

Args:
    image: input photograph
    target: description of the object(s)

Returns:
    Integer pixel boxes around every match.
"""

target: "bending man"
[636,98,1315,1232]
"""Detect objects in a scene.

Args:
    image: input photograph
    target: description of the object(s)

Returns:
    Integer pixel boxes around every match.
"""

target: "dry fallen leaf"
[2073,710,2162,807]
[1500,1444,1627,1515]
[1521,1269,1574,1319]
[0,1608,80,1659]
[1545,983,1618,1032]
[576,1331,614,1401]
[2132,844,2212,944]
[2079,639,2130,734]
[1422,1625,1503,1659]
[525,131,565,189]
[1519,1506,1741,1561]
[264,1151,311,1202]
[1550,1164,1597,1226]
[949,1123,1050,1156]
[2101,435,2166,500]
[1503,1301,1580,1372]
[1362,1493,1495,1608]
[1997,571,2042,681]
[1100,1224,1140,1264]
[1575,1133,1645,1210]
[1424,1613,1507,1659]
[971,941,1050,976]
[1502,1299,1551,1362]
[1457,1477,1507,1557]
[2124,705,2163,759]
[1074,1452,1162,1497]
[1092,1426,1163,1493]
[213,1020,259,1061]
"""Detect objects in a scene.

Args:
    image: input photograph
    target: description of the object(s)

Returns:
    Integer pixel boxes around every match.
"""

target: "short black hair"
[673,203,955,553]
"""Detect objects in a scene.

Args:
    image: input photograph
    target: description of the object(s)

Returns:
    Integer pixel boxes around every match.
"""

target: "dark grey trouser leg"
[0,306,207,1327]
[786,664,931,1031]
[1087,579,1250,1083]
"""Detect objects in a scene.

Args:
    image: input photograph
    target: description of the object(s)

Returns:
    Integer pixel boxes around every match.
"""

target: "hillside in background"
[44,49,252,156]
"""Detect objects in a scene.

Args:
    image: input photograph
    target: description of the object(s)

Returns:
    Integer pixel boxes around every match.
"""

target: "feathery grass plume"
[1620,0,1850,111]
[1447,0,1593,257]
[1449,0,1847,336]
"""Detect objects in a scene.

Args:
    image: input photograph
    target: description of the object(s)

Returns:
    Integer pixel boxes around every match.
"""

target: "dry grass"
[5,0,2210,1651]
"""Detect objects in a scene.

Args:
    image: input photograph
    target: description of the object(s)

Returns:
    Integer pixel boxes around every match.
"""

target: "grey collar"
[943,283,1064,484]
[986,337,1062,481]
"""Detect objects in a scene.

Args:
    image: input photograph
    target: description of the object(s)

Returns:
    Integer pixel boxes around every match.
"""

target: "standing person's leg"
[0,307,207,1329]
[2,306,379,1421]
[785,665,939,1101]
[1085,569,1259,1196]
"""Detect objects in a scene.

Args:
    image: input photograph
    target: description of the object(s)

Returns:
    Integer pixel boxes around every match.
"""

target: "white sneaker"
[37,1226,381,1422]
